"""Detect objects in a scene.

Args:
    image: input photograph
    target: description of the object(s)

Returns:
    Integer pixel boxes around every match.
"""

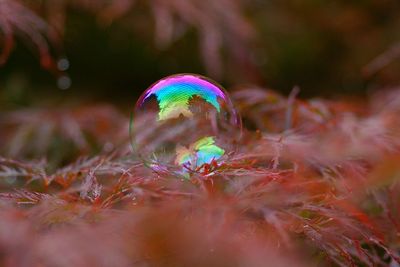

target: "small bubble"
[57,58,70,71]
[57,75,72,90]
[103,142,114,152]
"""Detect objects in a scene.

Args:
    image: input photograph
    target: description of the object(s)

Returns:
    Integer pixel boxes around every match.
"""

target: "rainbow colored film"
[141,74,227,121]
[132,73,240,177]
[175,136,225,168]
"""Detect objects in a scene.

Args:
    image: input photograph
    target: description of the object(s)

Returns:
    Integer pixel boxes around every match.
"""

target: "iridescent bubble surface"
[131,74,240,176]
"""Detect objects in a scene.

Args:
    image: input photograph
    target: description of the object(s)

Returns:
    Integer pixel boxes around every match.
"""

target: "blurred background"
[2,3,400,266]
[1,0,400,167]
[1,0,400,109]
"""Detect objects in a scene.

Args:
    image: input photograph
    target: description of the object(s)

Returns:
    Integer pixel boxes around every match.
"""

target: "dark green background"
[1,0,400,108]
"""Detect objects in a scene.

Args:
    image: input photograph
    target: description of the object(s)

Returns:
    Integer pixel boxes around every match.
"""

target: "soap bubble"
[57,75,71,90]
[57,57,70,71]
[131,74,241,177]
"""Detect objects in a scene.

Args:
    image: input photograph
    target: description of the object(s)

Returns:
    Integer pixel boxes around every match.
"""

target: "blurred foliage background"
[3,3,400,266]
[1,0,400,108]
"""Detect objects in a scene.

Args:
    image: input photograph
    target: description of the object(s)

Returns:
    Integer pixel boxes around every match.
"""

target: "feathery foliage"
[0,88,399,266]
